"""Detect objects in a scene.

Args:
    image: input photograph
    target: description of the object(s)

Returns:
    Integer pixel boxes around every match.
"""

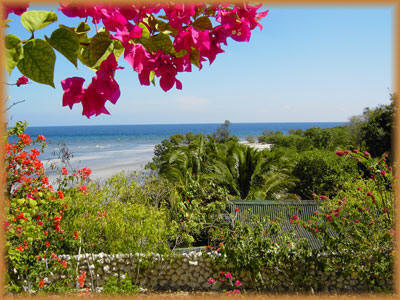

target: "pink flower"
[336,150,344,157]
[61,54,123,118]
[225,272,233,279]
[232,289,241,294]
[61,77,85,109]
[208,278,216,284]
[16,76,29,87]
[4,4,29,18]
[234,280,242,287]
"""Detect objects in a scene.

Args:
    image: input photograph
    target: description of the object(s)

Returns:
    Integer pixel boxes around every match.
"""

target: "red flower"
[45,241,50,248]
[42,177,49,185]
[78,271,86,287]
[38,221,43,226]
[61,261,68,268]
[16,212,27,221]
[73,231,79,240]
[38,280,45,287]
[61,168,68,175]
[336,150,344,157]
[37,135,46,141]
[78,185,88,194]
[58,190,65,199]
[235,208,240,212]
[16,76,29,87]
[363,150,370,157]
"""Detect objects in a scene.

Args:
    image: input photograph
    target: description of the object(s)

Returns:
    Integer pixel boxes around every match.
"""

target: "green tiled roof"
[227,200,324,249]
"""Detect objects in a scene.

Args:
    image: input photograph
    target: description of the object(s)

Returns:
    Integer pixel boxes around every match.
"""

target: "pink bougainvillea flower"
[4,4,29,18]
[225,272,233,279]
[16,76,29,87]
[61,77,85,109]
[208,278,216,284]
[112,23,143,46]
[234,280,242,287]
[336,150,344,157]
[61,55,123,118]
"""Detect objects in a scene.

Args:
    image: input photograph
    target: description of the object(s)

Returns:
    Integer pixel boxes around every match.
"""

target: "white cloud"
[170,96,211,112]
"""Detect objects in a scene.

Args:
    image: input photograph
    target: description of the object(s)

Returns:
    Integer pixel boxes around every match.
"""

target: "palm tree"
[207,142,297,200]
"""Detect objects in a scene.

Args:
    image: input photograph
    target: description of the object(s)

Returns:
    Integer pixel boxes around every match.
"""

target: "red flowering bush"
[4,121,92,292]
[212,150,394,292]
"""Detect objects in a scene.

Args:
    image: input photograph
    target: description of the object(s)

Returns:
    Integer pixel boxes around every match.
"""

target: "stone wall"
[55,251,223,291]
[51,251,390,293]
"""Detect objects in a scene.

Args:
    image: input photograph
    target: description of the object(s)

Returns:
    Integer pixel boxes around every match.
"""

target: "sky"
[5,4,394,126]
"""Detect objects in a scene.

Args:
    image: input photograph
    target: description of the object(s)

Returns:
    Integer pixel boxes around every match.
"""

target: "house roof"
[227,200,324,250]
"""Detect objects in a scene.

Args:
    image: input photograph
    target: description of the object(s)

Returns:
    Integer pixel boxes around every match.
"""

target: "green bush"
[62,175,178,255]
[102,275,140,295]
[291,150,359,199]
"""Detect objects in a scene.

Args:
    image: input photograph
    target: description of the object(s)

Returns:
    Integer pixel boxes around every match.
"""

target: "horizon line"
[21,121,347,128]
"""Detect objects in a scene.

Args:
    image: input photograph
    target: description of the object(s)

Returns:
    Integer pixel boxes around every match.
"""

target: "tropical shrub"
[4,122,87,292]
[290,149,359,199]
[212,149,394,292]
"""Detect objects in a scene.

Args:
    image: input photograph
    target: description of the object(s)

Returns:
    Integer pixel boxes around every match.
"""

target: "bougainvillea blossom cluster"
[55,3,268,117]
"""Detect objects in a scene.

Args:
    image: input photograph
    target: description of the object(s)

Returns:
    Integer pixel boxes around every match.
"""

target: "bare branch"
[4,99,26,112]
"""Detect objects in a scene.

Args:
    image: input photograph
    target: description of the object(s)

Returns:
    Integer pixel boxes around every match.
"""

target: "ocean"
[12,122,344,180]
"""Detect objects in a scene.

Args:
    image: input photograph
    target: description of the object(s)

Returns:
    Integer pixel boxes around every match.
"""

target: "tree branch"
[4,99,26,112]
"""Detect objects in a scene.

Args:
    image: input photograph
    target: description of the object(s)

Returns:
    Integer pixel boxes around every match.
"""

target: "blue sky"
[5,4,394,126]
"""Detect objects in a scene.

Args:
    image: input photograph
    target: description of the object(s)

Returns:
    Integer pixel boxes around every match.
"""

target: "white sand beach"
[239,141,272,151]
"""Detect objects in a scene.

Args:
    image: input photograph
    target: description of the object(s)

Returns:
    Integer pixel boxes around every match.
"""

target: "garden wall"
[51,250,385,293]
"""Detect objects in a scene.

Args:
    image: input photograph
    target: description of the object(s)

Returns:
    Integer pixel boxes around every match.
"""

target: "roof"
[227,200,324,250]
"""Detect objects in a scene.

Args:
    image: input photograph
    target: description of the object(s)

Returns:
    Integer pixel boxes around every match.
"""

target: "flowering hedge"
[4,121,91,292]
[5,3,268,118]
[211,149,394,292]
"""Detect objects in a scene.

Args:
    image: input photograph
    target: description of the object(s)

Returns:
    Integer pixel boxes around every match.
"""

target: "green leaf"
[17,39,55,87]
[59,24,75,31]
[174,49,188,58]
[193,16,213,31]
[5,34,23,75]
[152,33,173,54]
[149,71,155,86]
[21,10,58,33]
[78,44,92,69]
[138,23,150,40]
[76,22,91,33]
[112,40,124,61]
[190,48,201,68]
[46,28,79,67]
[90,30,113,69]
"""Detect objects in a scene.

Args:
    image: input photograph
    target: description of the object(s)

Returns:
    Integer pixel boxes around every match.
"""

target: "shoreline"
[238,141,272,151]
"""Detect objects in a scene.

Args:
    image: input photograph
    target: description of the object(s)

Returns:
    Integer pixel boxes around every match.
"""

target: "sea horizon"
[16,121,348,128]
[9,122,345,181]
